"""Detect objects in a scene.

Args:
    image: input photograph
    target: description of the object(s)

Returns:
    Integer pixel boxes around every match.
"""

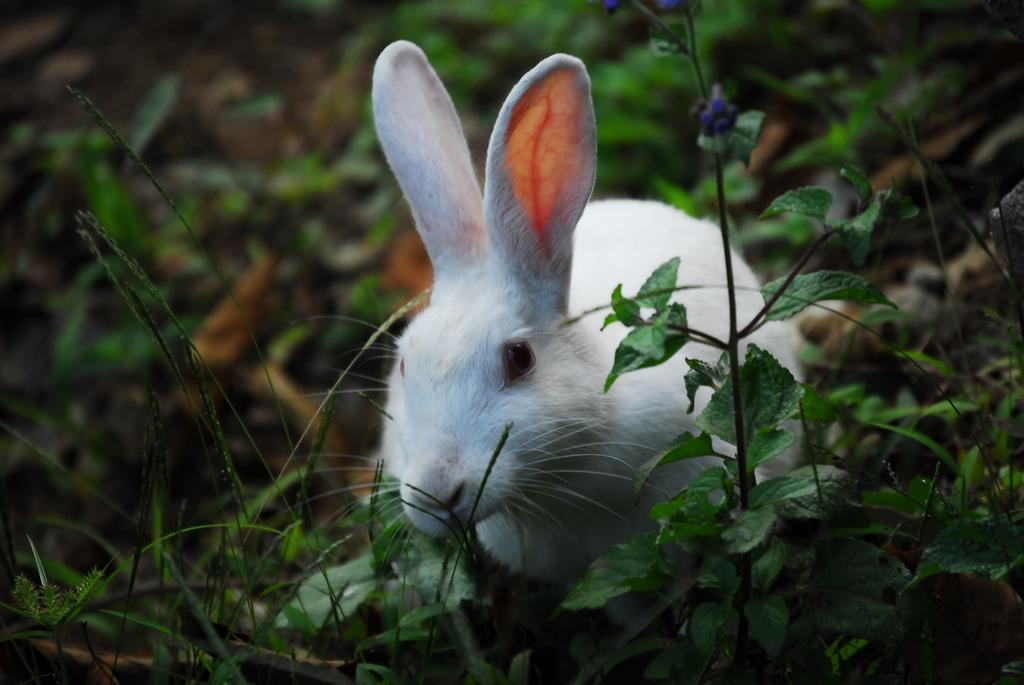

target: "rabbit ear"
[484,54,596,313]
[373,41,485,274]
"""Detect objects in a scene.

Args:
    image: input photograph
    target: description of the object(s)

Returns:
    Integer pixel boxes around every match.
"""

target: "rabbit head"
[373,41,603,539]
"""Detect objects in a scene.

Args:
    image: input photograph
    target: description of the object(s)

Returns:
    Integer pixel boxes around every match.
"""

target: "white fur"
[373,42,800,584]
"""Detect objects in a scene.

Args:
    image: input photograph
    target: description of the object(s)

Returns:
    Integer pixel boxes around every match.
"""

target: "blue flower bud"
[697,84,739,137]
[604,0,621,13]
[656,0,687,8]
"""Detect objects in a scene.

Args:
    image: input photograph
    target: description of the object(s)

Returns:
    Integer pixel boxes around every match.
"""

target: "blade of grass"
[164,556,248,683]
[69,86,295,452]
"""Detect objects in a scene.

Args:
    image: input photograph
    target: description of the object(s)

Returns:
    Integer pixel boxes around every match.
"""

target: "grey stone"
[983,0,1024,41]
[990,176,1024,289]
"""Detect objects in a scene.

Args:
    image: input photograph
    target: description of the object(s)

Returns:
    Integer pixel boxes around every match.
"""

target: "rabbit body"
[373,41,799,585]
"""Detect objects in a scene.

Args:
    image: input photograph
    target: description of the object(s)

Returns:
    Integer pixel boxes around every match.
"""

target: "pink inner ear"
[504,69,584,254]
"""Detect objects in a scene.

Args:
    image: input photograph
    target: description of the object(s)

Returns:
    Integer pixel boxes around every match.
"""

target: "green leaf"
[690,601,729,655]
[800,384,835,422]
[807,539,923,640]
[776,464,854,520]
[696,553,740,598]
[277,554,375,630]
[761,270,895,321]
[759,187,833,222]
[878,185,919,221]
[560,533,662,611]
[839,164,871,203]
[749,475,818,508]
[508,649,531,685]
[644,643,703,682]
[723,506,778,554]
[828,197,882,266]
[698,110,766,166]
[866,421,959,475]
[397,537,474,610]
[605,308,687,391]
[918,516,1024,580]
[747,428,796,474]
[636,257,681,310]
[744,595,789,657]
[684,353,730,414]
[131,74,181,154]
[652,467,732,542]
[751,539,787,592]
[606,284,641,328]
[634,432,717,499]
[697,345,804,445]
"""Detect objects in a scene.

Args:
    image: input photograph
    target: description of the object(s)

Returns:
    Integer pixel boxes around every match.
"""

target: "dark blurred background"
[1,0,1022,644]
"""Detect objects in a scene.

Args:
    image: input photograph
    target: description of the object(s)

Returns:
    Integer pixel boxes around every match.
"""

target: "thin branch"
[738,228,836,338]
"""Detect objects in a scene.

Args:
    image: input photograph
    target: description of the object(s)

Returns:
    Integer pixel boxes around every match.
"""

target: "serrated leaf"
[684,353,730,414]
[636,257,681,310]
[839,164,871,203]
[749,475,818,508]
[744,595,789,657]
[776,464,854,520]
[697,345,804,445]
[748,428,796,473]
[761,270,894,321]
[828,197,882,266]
[752,538,786,592]
[690,601,729,655]
[633,432,717,498]
[605,308,687,391]
[808,539,923,640]
[698,110,766,166]
[918,516,1024,580]
[759,186,833,222]
[723,506,778,554]
[560,533,662,611]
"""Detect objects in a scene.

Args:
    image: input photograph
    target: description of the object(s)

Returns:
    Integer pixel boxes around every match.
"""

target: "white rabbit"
[373,41,800,585]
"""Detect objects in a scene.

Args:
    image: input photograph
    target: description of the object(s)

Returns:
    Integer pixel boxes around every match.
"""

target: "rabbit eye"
[503,341,534,384]
[400,359,405,378]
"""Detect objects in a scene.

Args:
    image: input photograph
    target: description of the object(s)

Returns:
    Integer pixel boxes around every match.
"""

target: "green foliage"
[806,539,923,641]
[761,270,895,321]
[560,533,664,611]
[13,568,104,630]
[759,186,834,222]
[604,258,691,390]
[633,431,717,498]
[918,516,1024,581]
[6,0,1018,683]
[696,345,804,447]
[698,110,766,166]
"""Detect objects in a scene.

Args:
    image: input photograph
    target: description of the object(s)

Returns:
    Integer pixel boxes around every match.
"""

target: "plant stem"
[630,0,691,57]
[737,228,836,338]
[683,7,710,99]
[714,154,752,664]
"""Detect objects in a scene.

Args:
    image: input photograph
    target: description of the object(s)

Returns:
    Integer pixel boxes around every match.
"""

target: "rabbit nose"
[410,480,467,514]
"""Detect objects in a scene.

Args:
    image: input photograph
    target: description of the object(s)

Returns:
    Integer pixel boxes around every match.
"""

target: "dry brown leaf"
[193,253,280,370]
[0,13,69,65]
[380,229,432,310]
[748,116,792,174]
[247,362,347,457]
